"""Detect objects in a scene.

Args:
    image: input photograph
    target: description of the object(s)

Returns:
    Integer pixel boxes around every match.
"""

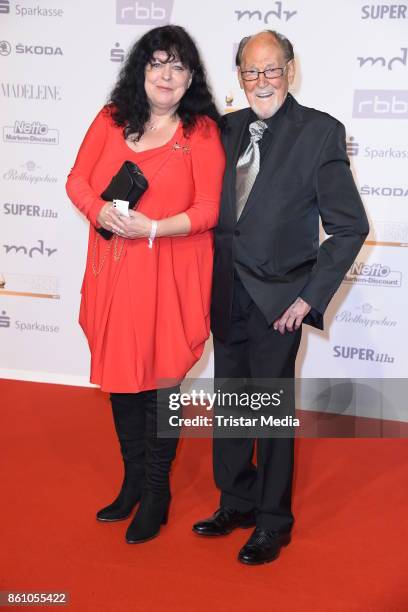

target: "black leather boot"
[97,393,146,522]
[125,387,180,543]
[125,490,171,543]
[96,458,144,522]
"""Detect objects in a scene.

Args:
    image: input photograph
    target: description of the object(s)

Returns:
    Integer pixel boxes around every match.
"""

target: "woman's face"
[144,50,192,114]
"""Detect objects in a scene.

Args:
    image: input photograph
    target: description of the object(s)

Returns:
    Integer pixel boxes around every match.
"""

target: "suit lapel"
[237,99,305,224]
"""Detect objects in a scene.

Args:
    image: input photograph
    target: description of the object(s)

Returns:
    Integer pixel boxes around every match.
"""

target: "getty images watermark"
[157,378,299,439]
[156,378,408,438]
[167,388,297,429]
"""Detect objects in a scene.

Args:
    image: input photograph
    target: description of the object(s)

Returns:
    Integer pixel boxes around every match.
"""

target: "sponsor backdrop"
[0,1,407,405]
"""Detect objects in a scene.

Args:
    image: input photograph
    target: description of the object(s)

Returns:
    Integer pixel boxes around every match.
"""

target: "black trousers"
[213,274,302,531]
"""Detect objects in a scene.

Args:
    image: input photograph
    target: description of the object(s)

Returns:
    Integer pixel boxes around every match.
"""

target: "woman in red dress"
[66,26,225,543]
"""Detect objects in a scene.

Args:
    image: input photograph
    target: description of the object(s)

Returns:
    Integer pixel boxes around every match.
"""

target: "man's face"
[238,34,295,119]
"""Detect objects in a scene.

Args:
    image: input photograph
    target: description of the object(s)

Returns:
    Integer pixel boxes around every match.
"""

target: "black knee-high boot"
[126,387,180,543]
[97,393,146,522]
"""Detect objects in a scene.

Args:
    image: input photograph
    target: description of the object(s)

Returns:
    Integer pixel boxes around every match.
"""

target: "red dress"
[66,107,225,392]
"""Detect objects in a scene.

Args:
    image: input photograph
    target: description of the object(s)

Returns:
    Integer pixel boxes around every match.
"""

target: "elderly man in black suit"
[193,30,369,565]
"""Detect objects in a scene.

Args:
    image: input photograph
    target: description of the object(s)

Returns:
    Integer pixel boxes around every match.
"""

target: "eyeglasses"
[240,65,287,82]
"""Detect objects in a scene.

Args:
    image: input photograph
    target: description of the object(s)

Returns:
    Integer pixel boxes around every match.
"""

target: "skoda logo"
[0,40,11,56]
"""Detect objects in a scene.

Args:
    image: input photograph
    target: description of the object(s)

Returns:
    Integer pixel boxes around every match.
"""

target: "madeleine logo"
[116,0,173,24]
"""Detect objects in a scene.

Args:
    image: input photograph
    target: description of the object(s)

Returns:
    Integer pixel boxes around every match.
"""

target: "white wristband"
[148,220,158,249]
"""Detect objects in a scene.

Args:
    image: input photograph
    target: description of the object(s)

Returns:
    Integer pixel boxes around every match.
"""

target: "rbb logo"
[353,90,408,118]
[116,0,173,25]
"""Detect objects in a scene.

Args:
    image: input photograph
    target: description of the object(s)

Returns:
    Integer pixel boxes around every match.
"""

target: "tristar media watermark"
[343,262,402,287]
[3,120,59,144]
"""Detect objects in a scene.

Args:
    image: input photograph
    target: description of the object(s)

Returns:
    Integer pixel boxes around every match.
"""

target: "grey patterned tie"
[235,119,268,220]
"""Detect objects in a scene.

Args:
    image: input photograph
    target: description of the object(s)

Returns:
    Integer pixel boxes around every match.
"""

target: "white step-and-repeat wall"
[1,1,407,395]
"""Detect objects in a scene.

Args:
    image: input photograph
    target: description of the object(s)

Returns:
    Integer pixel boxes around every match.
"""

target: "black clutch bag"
[96,161,149,240]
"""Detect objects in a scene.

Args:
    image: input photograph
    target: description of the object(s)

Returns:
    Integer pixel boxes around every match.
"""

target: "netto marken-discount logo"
[3,120,59,144]
[343,262,402,287]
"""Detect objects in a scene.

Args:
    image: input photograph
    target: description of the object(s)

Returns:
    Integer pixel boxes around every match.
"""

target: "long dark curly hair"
[109,25,220,140]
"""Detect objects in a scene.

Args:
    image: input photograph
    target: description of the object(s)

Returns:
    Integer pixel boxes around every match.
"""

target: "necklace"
[146,114,177,132]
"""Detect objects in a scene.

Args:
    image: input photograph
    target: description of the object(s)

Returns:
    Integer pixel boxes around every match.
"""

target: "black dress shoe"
[238,527,291,565]
[192,507,256,536]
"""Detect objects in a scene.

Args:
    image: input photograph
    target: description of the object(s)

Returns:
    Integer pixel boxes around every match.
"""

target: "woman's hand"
[96,202,120,232]
[96,203,152,239]
[110,209,153,239]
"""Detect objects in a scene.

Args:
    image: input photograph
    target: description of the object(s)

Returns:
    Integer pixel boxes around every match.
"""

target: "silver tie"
[235,120,268,220]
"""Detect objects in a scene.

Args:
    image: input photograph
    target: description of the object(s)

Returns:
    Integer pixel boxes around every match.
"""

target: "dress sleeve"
[184,118,226,235]
[66,107,110,227]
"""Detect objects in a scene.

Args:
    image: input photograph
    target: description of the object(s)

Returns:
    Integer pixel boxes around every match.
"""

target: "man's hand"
[273,297,311,334]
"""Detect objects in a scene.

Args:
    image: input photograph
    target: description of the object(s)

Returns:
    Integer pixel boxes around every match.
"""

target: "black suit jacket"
[211,94,369,341]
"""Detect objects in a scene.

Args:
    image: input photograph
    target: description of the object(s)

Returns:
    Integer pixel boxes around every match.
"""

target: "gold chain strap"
[92,234,125,277]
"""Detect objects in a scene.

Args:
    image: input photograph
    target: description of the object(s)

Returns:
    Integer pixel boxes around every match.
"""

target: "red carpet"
[1,379,407,611]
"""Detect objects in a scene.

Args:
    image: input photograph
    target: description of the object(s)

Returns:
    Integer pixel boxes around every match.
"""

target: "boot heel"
[161,503,170,525]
